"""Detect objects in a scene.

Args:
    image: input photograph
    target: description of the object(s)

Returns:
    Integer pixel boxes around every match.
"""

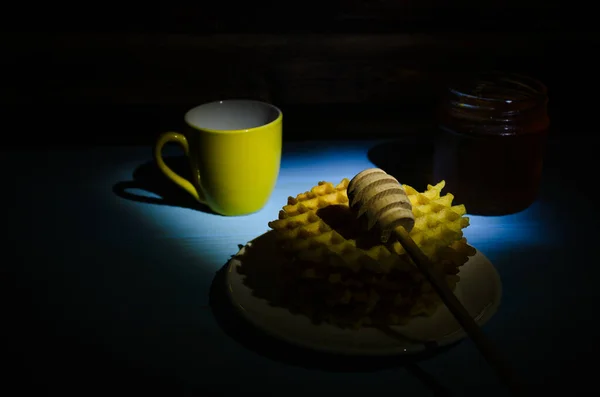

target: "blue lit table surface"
[4,138,596,395]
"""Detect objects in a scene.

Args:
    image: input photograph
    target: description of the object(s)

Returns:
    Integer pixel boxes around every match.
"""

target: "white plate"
[225,232,502,356]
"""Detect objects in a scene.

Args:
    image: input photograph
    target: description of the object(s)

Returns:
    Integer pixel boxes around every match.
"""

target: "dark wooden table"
[3,131,596,395]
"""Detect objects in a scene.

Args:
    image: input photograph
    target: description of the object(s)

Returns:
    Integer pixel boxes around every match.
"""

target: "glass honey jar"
[433,72,550,215]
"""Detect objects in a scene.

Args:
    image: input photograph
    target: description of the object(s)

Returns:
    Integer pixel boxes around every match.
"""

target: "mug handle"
[154,131,206,204]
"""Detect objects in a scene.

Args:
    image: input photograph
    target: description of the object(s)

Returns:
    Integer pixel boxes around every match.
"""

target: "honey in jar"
[433,72,550,215]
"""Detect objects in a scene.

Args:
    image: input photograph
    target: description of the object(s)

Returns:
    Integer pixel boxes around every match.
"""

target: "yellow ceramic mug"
[154,100,282,216]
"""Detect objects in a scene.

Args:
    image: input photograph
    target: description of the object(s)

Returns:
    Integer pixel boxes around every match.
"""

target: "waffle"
[266,178,476,328]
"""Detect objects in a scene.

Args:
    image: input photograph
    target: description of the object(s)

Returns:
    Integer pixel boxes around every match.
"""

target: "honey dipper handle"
[393,226,524,396]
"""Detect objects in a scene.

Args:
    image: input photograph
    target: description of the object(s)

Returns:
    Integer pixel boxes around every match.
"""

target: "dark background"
[1,1,596,146]
[2,1,597,393]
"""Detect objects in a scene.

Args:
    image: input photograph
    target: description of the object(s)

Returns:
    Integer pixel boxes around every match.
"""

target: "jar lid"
[448,71,547,104]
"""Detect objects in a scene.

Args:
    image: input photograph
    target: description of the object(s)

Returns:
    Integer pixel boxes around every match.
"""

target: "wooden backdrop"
[1,2,595,144]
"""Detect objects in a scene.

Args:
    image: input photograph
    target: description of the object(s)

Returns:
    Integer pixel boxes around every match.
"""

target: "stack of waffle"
[267,178,476,328]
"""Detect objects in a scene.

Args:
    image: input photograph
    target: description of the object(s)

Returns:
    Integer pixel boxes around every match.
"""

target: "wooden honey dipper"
[347,168,524,395]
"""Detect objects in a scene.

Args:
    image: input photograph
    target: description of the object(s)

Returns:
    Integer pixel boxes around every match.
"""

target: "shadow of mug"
[112,155,217,214]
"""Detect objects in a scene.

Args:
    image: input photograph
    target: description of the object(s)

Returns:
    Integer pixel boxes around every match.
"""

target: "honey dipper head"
[348,168,415,243]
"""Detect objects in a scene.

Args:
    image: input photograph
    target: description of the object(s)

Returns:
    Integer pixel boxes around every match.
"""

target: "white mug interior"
[185,100,281,131]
